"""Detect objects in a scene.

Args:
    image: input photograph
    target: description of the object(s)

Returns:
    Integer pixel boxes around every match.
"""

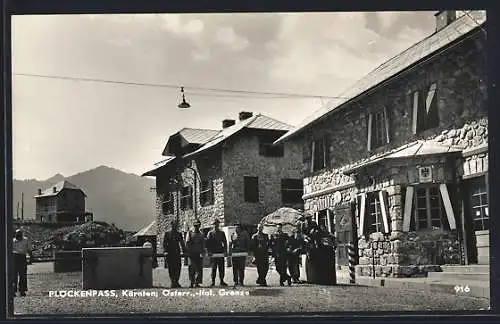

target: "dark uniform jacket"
[230,231,250,253]
[287,233,305,256]
[250,232,270,258]
[206,229,227,254]
[185,230,205,256]
[271,232,290,257]
[163,230,185,256]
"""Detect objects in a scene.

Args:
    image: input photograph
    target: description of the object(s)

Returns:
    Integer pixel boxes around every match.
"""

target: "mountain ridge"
[13,165,156,231]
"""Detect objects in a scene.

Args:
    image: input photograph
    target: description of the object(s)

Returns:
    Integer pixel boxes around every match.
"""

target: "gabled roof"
[343,140,465,174]
[143,114,293,177]
[141,156,177,177]
[178,128,220,145]
[183,114,292,158]
[162,128,219,156]
[276,11,486,144]
[34,180,86,198]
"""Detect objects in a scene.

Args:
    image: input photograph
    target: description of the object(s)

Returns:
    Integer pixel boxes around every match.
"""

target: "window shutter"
[383,106,390,144]
[310,141,316,173]
[367,113,373,152]
[426,83,437,113]
[324,136,330,168]
[358,193,367,237]
[439,184,457,230]
[379,190,391,233]
[412,91,419,135]
[326,209,333,233]
[403,186,414,232]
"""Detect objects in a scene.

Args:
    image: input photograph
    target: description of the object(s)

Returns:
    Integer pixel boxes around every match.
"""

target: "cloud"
[11,12,437,179]
[214,26,250,51]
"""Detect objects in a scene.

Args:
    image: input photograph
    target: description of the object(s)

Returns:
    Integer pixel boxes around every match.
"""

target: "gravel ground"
[13,265,489,315]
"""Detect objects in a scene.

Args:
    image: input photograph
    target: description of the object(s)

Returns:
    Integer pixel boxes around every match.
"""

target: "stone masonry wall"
[223,130,304,226]
[155,151,224,253]
[300,32,487,196]
[356,230,461,278]
[298,32,486,277]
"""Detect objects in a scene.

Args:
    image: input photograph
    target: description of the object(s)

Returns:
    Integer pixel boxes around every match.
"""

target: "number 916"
[454,285,471,293]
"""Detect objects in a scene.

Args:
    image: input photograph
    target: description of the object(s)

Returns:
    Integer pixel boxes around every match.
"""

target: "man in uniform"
[287,225,305,284]
[206,219,228,287]
[250,223,271,286]
[185,219,205,288]
[230,223,249,287]
[271,224,292,286]
[12,229,32,297]
[163,220,186,288]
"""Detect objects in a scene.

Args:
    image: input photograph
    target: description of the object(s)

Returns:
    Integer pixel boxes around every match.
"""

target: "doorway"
[462,175,489,265]
[333,203,354,266]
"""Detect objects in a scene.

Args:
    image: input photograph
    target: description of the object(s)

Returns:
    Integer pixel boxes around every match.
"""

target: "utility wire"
[13,72,350,100]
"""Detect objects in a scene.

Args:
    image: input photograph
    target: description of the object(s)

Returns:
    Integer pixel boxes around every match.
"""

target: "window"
[311,137,329,172]
[468,176,489,231]
[281,179,303,204]
[365,192,383,235]
[162,192,175,215]
[412,82,439,134]
[244,176,259,203]
[414,186,446,230]
[367,108,389,151]
[180,186,193,210]
[259,135,284,157]
[200,180,214,207]
[316,209,334,232]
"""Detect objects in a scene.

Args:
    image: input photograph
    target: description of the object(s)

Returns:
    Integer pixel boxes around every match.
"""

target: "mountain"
[12,166,156,231]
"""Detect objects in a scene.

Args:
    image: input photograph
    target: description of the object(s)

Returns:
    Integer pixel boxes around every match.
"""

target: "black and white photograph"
[7,8,492,316]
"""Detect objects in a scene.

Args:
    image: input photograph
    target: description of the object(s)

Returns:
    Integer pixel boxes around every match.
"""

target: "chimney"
[239,111,253,121]
[37,188,42,195]
[222,119,236,129]
[435,11,456,32]
[53,187,57,193]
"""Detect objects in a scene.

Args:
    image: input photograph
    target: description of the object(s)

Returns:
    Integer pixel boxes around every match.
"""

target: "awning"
[343,140,464,174]
[133,220,157,237]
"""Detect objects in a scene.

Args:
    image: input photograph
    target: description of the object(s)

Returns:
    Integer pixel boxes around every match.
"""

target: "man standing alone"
[206,219,228,287]
[163,220,186,288]
[185,220,205,288]
[12,229,32,297]
[250,224,271,286]
[230,223,249,287]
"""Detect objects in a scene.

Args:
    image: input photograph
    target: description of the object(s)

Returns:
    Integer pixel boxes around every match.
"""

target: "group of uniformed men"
[163,215,328,288]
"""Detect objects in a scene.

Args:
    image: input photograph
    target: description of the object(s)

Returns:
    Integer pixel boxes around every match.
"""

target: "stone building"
[35,180,93,224]
[275,11,488,277]
[143,112,303,252]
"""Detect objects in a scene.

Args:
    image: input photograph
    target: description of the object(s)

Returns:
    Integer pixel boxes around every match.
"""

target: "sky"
[11,11,439,180]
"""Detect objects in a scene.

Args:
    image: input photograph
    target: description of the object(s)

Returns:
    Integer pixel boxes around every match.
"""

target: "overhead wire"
[12,72,350,100]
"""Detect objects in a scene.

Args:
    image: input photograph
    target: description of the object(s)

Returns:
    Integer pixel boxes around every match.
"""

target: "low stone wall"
[54,251,82,273]
[356,230,461,278]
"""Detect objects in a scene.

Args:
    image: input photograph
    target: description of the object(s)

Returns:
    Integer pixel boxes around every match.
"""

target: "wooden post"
[21,192,24,221]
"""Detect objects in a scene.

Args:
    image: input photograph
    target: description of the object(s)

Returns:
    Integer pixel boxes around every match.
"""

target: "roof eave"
[277,25,485,144]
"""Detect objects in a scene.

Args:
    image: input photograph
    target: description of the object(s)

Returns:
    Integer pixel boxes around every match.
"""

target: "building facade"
[143,112,304,253]
[34,180,93,224]
[276,11,488,277]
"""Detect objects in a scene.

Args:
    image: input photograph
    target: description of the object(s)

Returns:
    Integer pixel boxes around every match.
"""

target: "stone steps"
[427,271,490,281]
[440,265,490,273]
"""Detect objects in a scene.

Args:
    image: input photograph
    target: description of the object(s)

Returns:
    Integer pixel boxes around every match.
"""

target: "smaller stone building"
[143,112,304,253]
[34,180,93,224]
